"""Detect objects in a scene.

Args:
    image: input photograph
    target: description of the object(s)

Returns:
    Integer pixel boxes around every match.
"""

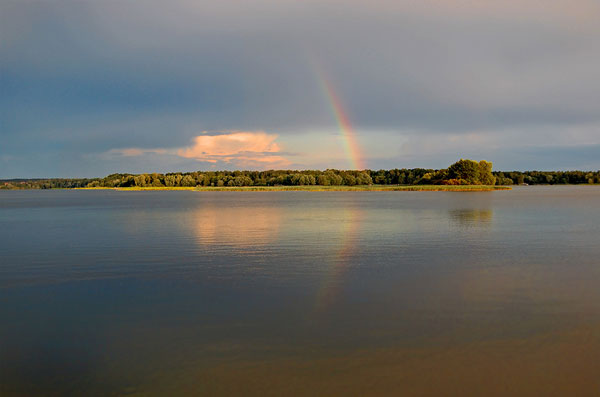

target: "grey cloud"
[2,0,600,176]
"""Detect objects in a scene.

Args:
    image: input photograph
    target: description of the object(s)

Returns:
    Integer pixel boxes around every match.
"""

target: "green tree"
[181,175,196,187]
[448,159,481,184]
[478,160,496,185]
[134,174,149,187]
[356,172,372,185]
[317,174,330,185]
[164,175,177,187]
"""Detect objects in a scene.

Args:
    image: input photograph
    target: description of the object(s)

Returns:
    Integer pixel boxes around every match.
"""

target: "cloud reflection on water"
[191,203,283,249]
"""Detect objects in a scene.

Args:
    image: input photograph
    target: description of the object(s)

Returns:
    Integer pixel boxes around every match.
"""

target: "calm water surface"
[1,187,600,396]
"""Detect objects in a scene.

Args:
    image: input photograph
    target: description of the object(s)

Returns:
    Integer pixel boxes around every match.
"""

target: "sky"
[2,0,600,178]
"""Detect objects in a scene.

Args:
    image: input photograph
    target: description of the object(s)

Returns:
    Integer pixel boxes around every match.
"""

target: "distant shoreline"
[75,185,511,192]
[3,160,598,189]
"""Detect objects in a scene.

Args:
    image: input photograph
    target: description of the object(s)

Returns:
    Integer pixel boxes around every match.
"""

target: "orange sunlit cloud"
[177,131,291,169]
[107,131,291,169]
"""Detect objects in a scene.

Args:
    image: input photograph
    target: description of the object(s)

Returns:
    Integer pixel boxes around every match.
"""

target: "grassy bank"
[78,185,511,192]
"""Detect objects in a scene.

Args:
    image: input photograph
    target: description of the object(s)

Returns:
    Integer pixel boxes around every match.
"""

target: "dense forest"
[1,159,599,189]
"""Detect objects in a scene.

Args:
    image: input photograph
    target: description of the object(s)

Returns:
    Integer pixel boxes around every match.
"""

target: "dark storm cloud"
[1,0,600,177]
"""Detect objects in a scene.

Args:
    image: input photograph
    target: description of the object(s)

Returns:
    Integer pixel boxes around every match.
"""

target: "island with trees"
[2,159,599,191]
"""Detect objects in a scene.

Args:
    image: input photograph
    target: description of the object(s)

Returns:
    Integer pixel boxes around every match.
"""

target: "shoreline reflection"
[450,209,493,227]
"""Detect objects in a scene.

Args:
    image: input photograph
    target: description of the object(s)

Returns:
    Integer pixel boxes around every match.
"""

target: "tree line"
[2,159,599,189]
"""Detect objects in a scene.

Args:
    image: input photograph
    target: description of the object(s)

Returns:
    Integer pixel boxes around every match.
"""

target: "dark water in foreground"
[1,187,600,396]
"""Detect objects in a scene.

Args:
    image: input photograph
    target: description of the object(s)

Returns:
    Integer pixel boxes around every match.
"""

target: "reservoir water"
[1,187,599,396]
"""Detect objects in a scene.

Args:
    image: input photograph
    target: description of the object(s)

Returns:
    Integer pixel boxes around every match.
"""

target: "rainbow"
[313,65,366,170]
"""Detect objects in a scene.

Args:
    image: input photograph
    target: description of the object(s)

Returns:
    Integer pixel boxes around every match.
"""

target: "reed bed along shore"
[79,185,511,192]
